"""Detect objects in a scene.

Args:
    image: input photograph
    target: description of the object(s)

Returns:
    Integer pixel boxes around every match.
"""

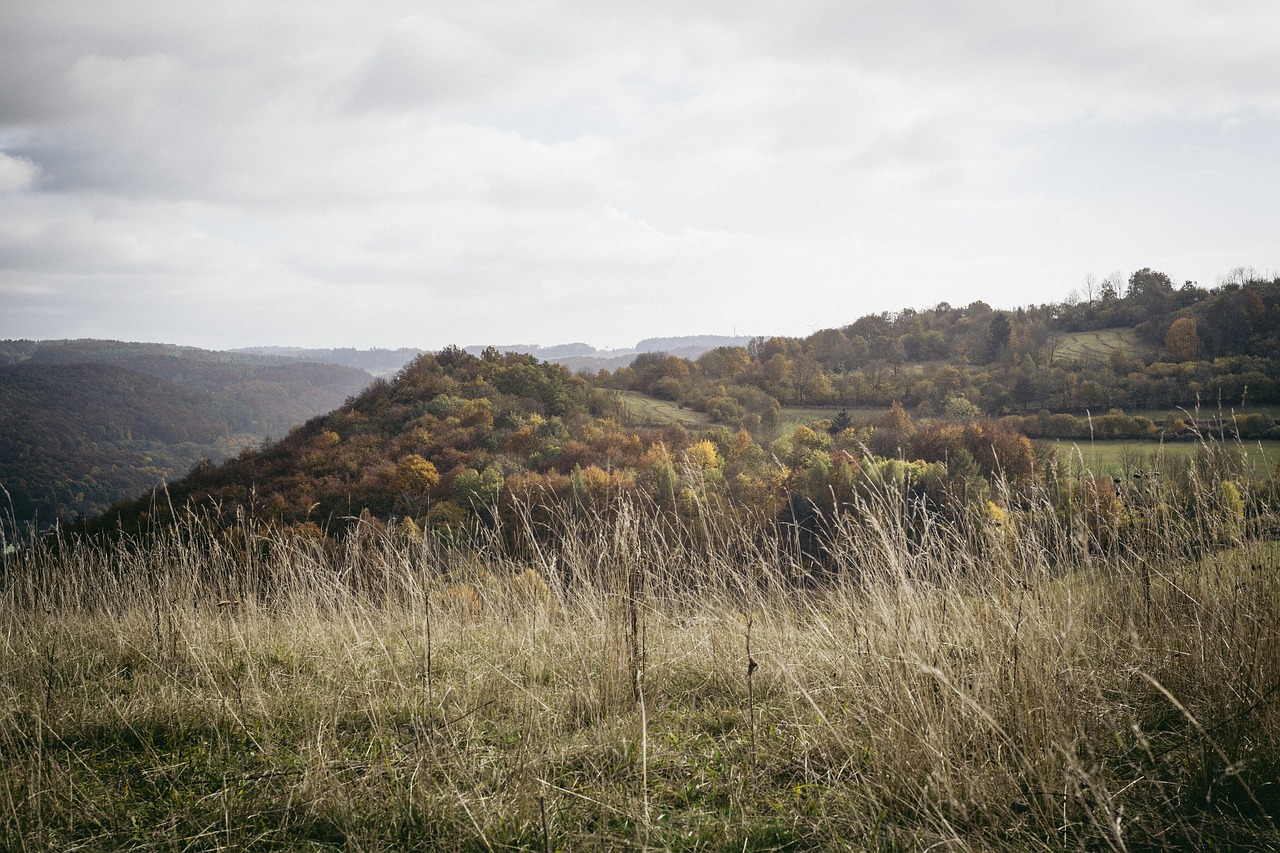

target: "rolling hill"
[1,340,374,529]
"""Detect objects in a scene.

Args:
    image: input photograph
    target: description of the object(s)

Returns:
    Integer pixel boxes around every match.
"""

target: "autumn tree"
[1164,316,1201,361]
[869,402,916,457]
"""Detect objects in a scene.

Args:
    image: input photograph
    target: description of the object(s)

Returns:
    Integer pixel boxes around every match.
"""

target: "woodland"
[76,266,1280,545]
[0,340,371,527]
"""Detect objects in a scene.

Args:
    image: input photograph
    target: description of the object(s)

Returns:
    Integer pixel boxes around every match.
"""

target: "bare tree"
[1082,273,1097,304]
[1104,270,1126,299]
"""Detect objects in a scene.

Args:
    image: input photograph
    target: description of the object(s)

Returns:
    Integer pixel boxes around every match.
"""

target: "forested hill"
[1,340,373,529]
[64,264,1280,542]
[601,268,1280,424]
[88,343,1032,541]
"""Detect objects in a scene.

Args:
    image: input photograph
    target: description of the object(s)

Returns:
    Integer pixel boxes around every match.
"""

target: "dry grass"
[2,480,1280,850]
[616,391,710,428]
[1054,328,1155,365]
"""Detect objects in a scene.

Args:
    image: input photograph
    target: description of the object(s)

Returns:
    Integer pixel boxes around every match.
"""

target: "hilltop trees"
[596,267,1280,421]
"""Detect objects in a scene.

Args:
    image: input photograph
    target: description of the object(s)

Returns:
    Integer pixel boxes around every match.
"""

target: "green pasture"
[1123,404,1280,424]
[1055,327,1156,364]
[1042,438,1280,479]
[616,392,890,433]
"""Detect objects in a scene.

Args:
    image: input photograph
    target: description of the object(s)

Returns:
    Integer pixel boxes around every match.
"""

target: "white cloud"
[1,0,1279,348]
[0,152,38,192]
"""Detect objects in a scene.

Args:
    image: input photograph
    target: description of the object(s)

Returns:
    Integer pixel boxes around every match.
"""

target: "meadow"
[3,457,1280,851]
[1053,329,1155,365]
[1046,438,1280,479]
[616,391,710,428]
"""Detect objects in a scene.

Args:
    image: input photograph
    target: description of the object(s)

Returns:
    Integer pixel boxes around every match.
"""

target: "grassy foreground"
[3,485,1280,850]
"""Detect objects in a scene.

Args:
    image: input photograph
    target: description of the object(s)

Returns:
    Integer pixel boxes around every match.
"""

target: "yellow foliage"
[684,439,722,471]
[394,454,440,493]
[505,426,537,453]
[642,443,672,467]
[398,516,422,541]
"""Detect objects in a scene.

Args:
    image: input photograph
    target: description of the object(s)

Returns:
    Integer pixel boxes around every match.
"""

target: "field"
[1045,438,1280,479]
[775,406,886,432]
[1054,328,1155,365]
[4,471,1280,850]
[616,390,709,428]
[616,392,887,434]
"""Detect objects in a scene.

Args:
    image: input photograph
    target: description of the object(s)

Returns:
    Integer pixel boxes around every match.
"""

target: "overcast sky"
[2,1,1279,351]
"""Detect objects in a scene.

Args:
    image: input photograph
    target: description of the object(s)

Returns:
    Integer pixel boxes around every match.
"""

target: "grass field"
[1055,327,1155,365]
[617,392,888,433]
[1043,438,1280,478]
[4,474,1280,849]
[1126,404,1280,424]
[776,405,886,431]
[616,391,709,428]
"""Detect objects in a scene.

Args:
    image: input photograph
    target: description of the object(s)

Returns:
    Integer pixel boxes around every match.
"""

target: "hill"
[229,346,423,377]
[1,340,372,528]
[599,270,1280,426]
[460,336,760,374]
[88,344,1038,542]
[635,334,755,354]
[53,264,1280,539]
[16,268,1280,851]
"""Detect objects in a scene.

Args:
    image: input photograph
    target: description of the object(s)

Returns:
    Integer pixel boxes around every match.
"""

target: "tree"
[985,312,1012,363]
[1101,270,1125,301]
[1127,268,1175,320]
[870,402,916,457]
[1164,317,1201,361]
[1082,273,1098,304]
[828,408,853,436]
[453,466,504,518]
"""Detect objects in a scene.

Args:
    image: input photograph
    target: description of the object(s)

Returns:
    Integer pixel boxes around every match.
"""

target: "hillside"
[599,270,1280,430]
[0,340,373,528]
[69,265,1280,540]
[87,341,1043,549]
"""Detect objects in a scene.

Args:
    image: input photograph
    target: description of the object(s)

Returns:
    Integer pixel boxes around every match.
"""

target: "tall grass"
[2,464,1279,850]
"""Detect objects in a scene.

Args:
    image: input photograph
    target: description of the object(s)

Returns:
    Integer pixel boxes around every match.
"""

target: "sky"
[2,1,1279,351]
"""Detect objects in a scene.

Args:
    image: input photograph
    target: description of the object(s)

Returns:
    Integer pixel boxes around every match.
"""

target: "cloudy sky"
[2,1,1279,351]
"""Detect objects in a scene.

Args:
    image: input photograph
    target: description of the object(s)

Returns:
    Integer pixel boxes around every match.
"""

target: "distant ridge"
[462,336,759,372]
[231,346,423,377]
[635,335,755,353]
[232,338,761,377]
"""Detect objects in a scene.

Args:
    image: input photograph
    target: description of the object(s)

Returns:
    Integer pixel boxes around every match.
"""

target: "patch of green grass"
[1126,404,1280,423]
[777,406,886,431]
[1042,438,1280,478]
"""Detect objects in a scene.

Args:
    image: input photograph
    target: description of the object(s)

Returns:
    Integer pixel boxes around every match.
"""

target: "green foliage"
[943,395,982,421]
[453,466,504,514]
